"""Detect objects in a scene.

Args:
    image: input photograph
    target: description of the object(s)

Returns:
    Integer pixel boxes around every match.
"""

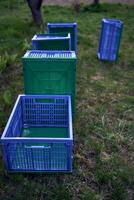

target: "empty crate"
[47,23,77,52]
[32,33,71,51]
[1,95,73,172]
[22,51,77,114]
[98,19,123,61]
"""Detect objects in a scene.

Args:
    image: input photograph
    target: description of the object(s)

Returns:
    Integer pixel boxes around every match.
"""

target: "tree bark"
[26,0,43,26]
[93,0,99,4]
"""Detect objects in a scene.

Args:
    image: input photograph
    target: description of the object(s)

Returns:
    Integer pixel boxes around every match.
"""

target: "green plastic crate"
[47,23,77,52]
[32,33,71,51]
[22,51,77,114]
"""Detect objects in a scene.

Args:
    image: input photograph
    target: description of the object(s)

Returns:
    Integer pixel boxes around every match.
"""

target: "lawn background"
[0,0,134,199]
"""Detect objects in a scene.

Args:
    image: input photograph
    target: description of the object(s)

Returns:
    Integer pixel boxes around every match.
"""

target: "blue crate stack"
[98,19,123,61]
[1,22,78,173]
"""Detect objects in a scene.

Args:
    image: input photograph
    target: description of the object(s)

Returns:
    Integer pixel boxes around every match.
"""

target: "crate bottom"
[21,127,68,138]
[98,52,116,62]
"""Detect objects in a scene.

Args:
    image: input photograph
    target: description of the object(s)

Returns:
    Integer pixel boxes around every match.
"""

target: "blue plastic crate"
[1,95,73,173]
[47,23,77,52]
[32,33,71,50]
[98,19,123,61]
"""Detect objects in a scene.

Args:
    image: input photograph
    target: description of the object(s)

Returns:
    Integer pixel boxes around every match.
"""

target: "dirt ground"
[43,0,134,5]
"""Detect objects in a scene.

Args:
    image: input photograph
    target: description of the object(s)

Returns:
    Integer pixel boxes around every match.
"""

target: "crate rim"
[102,18,123,27]
[1,94,73,141]
[1,138,73,143]
[47,22,77,27]
[22,50,77,59]
[6,169,72,173]
[32,33,71,41]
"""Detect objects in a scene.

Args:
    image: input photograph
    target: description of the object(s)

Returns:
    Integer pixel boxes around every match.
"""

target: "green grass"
[0,1,134,199]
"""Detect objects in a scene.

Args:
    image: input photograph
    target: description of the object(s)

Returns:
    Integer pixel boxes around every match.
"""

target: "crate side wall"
[22,95,69,128]
[3,99,23,138]
[22,59,76,113]
[32,38,71,51]
[2,140,72,172]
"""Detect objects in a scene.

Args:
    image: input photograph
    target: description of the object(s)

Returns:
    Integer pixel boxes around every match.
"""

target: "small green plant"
[22,39,31,52]
[9,53,18,64]
[82,188,101,200]
[2,90,12,106]
[0,52,9,73]
[51,186,72,200]
[111,180,127,200]
[0,52,18,74]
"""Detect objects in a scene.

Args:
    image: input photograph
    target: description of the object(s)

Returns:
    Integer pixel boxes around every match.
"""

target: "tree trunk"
[26,0,43,26]
[93,0,99,4]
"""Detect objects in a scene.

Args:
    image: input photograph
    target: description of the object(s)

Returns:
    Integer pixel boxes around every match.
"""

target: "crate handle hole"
[25,145,51,149]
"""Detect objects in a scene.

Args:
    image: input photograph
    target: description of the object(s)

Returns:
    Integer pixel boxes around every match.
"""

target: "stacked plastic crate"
[32,33,72,51]
[1,23,77,173]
